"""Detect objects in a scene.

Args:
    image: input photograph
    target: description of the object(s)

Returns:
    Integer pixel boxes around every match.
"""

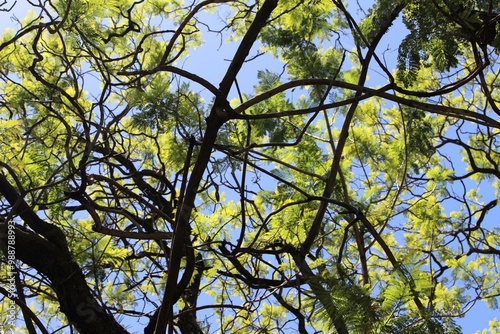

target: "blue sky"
[181,10,499,333]
[1,1,499,333]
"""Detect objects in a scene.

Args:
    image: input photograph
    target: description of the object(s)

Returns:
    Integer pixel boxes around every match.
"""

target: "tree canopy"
[0,0,499,333]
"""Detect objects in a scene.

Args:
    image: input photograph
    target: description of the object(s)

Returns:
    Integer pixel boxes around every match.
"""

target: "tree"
[0,0,499,333]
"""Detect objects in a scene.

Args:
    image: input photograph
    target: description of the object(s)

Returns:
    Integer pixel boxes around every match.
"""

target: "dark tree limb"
[0,285,48,334]
[0,223,129,333]
[0,173,68,250]
[154,0,278,332]
[0,175,128,333]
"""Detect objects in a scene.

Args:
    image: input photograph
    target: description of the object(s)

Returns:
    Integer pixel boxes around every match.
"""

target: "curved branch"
[159,0,235,65]
[0,173,68,251]
[155,0,279,332]
[0,285,49,334]
[0,223,129,333]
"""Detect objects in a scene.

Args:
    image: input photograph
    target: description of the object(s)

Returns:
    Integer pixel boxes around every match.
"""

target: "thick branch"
[0,173,68,250]
[0,223,128,333]
[154,1,278,332]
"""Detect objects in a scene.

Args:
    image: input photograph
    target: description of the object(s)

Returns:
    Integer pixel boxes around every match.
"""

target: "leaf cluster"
[397,0,499,86]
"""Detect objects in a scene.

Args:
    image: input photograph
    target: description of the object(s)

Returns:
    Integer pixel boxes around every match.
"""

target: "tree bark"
[0,175,128,333]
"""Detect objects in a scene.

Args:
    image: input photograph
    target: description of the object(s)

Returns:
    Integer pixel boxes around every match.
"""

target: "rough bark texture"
[0,175,128,333]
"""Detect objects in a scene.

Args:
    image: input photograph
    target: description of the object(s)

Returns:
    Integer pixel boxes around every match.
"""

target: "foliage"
[0,0,499,333]
[396,0,499,86]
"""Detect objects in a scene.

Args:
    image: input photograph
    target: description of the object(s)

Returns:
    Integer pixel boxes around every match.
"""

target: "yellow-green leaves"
[1,0,500,332]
